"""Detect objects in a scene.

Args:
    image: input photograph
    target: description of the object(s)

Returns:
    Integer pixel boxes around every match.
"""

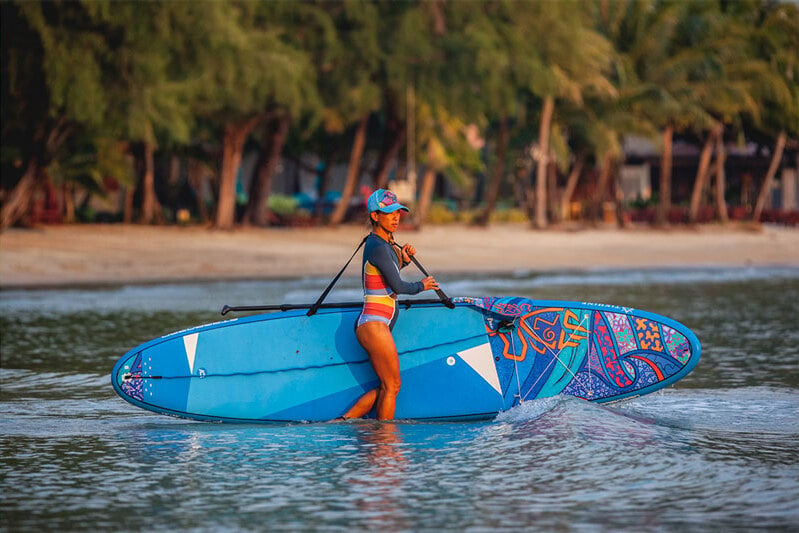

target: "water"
[2,267,798,531]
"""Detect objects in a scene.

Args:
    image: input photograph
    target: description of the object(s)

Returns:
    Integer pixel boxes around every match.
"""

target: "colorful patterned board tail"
[454,297,701,406]
[111,297,700,423]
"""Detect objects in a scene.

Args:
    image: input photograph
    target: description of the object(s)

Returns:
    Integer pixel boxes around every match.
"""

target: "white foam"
[494,396,564,423]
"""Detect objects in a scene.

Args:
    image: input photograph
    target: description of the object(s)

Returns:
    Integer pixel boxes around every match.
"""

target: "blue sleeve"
[370,243,424,295]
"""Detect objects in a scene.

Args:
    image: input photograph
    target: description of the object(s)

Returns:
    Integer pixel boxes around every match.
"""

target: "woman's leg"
[342,389,377,419]
[347,321,401,420]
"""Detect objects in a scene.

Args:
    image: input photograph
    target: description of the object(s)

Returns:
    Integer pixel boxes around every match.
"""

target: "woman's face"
[372,210,401,233]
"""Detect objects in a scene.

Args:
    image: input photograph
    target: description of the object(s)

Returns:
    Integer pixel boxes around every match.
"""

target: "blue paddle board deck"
[111,297,700,422]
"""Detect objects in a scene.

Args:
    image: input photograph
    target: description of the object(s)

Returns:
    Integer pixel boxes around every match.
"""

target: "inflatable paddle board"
[111,296,700,422]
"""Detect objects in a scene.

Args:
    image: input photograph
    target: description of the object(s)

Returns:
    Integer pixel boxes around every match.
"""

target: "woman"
[342,189,439,421]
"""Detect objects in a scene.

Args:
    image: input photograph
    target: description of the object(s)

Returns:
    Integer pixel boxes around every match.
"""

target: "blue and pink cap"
[367,189,409,213]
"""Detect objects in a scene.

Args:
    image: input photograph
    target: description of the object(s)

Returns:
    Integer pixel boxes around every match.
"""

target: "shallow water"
[2,267,798,531]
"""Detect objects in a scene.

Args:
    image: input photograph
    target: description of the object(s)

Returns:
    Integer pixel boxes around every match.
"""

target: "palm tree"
[187,2,318,230]
[681,1,794,224]
[1,2,113,230]
[325,1,383,226]
[445,1,522,226]
[512,1,616,229]
[744,1,799,222]
[551,0,661,226]
[617,1,728,226]
[374,2,485,227]
[106,2,207,225]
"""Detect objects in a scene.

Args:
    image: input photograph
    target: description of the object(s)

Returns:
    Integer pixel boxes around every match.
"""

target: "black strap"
[307,235,368,317]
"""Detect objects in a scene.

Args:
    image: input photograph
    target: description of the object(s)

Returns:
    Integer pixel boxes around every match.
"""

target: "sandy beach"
[1,223,798,289]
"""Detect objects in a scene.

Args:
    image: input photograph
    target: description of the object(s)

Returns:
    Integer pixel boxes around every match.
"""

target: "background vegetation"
[2,0,797,231]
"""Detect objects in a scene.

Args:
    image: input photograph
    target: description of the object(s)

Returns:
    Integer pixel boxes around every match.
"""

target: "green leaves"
[17,2,109,127]
[2,0,798,227]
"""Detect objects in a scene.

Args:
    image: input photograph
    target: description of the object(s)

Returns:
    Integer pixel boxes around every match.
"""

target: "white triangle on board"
[457,343,502,395]
[183,333,199,373]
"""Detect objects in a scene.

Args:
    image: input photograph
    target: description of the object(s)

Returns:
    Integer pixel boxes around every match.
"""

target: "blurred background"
[2,0,798,232]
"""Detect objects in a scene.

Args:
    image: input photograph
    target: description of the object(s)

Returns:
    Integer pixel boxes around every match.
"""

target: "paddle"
[221,236,454,316]
[220,299,448,316]
[392,243,454,309]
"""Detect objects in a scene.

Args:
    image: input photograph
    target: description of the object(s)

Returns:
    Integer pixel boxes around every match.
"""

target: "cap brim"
[377,203,409,213]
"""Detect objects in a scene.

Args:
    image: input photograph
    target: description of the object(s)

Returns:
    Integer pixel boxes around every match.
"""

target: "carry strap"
[306,235,369,317]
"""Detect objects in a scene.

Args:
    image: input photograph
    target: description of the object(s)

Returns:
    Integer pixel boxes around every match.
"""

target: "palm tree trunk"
[516,151,535,220]
[329,115,369,226]
[560,154,584,222]
[314,156,333,220]
[415,167,437,227]
[242,114,290,227]
[476,116,507,226]
[655,124,674,226]
[215,114,266,230]
[594,151,614,222]
[613,160,628,228]
[689,124,720,224]
[122,148,135,223]
[61,182,74,223]
[547,161,559,222]
[430,0,447,35]
[1,118,72,231]
[535,96,554,229]
[123,187,134,223]
[0,159,39,231]
[752,131,787,223]
[373,118,405,191]
[714,133,729,224]
[186,159,209,223]
[139,142,161,224]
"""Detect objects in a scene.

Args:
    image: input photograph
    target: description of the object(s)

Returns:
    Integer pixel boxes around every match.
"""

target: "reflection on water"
[1,267,798,530]
[347,422,410,530]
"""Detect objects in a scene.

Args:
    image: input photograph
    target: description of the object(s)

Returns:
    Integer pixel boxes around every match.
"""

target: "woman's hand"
[422,276,439,291]
[400,244,415,265]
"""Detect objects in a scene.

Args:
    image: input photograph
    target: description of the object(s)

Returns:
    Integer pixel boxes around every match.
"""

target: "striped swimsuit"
[357,234,424,330]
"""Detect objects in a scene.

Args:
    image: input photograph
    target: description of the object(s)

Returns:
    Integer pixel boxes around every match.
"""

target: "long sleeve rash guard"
[357,233,424,330]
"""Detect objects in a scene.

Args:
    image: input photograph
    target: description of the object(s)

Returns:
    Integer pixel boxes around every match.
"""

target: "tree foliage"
[1,0,798,230]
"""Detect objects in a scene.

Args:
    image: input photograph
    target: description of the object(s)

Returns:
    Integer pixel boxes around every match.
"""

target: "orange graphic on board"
[488,308,589,363]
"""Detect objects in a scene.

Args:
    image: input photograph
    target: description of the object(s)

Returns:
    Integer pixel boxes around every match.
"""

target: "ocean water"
[1,267,798,531]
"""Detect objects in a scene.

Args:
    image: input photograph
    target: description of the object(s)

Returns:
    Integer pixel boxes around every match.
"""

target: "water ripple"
[2,270,798,531]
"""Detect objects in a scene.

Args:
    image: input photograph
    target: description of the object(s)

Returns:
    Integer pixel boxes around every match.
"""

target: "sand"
[1,223,798,289]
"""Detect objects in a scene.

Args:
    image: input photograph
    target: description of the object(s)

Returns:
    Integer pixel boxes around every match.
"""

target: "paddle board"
[111,296,700,422]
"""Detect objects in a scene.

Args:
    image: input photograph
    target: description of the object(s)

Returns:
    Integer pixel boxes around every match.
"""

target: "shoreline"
[1,223,798,290]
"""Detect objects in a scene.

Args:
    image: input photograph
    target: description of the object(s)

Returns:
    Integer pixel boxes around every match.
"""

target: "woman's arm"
[371,244,424,295]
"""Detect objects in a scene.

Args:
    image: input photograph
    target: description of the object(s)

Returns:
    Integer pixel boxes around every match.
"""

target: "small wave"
[612,387,799,434]
[488,387,799,440]
[493,395,564,423]
[0,369,108,398]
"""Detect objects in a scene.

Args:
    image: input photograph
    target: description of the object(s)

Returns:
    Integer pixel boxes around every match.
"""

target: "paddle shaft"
[393,243,454,308]
[243,236,454,318]
[221,298,449,316]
